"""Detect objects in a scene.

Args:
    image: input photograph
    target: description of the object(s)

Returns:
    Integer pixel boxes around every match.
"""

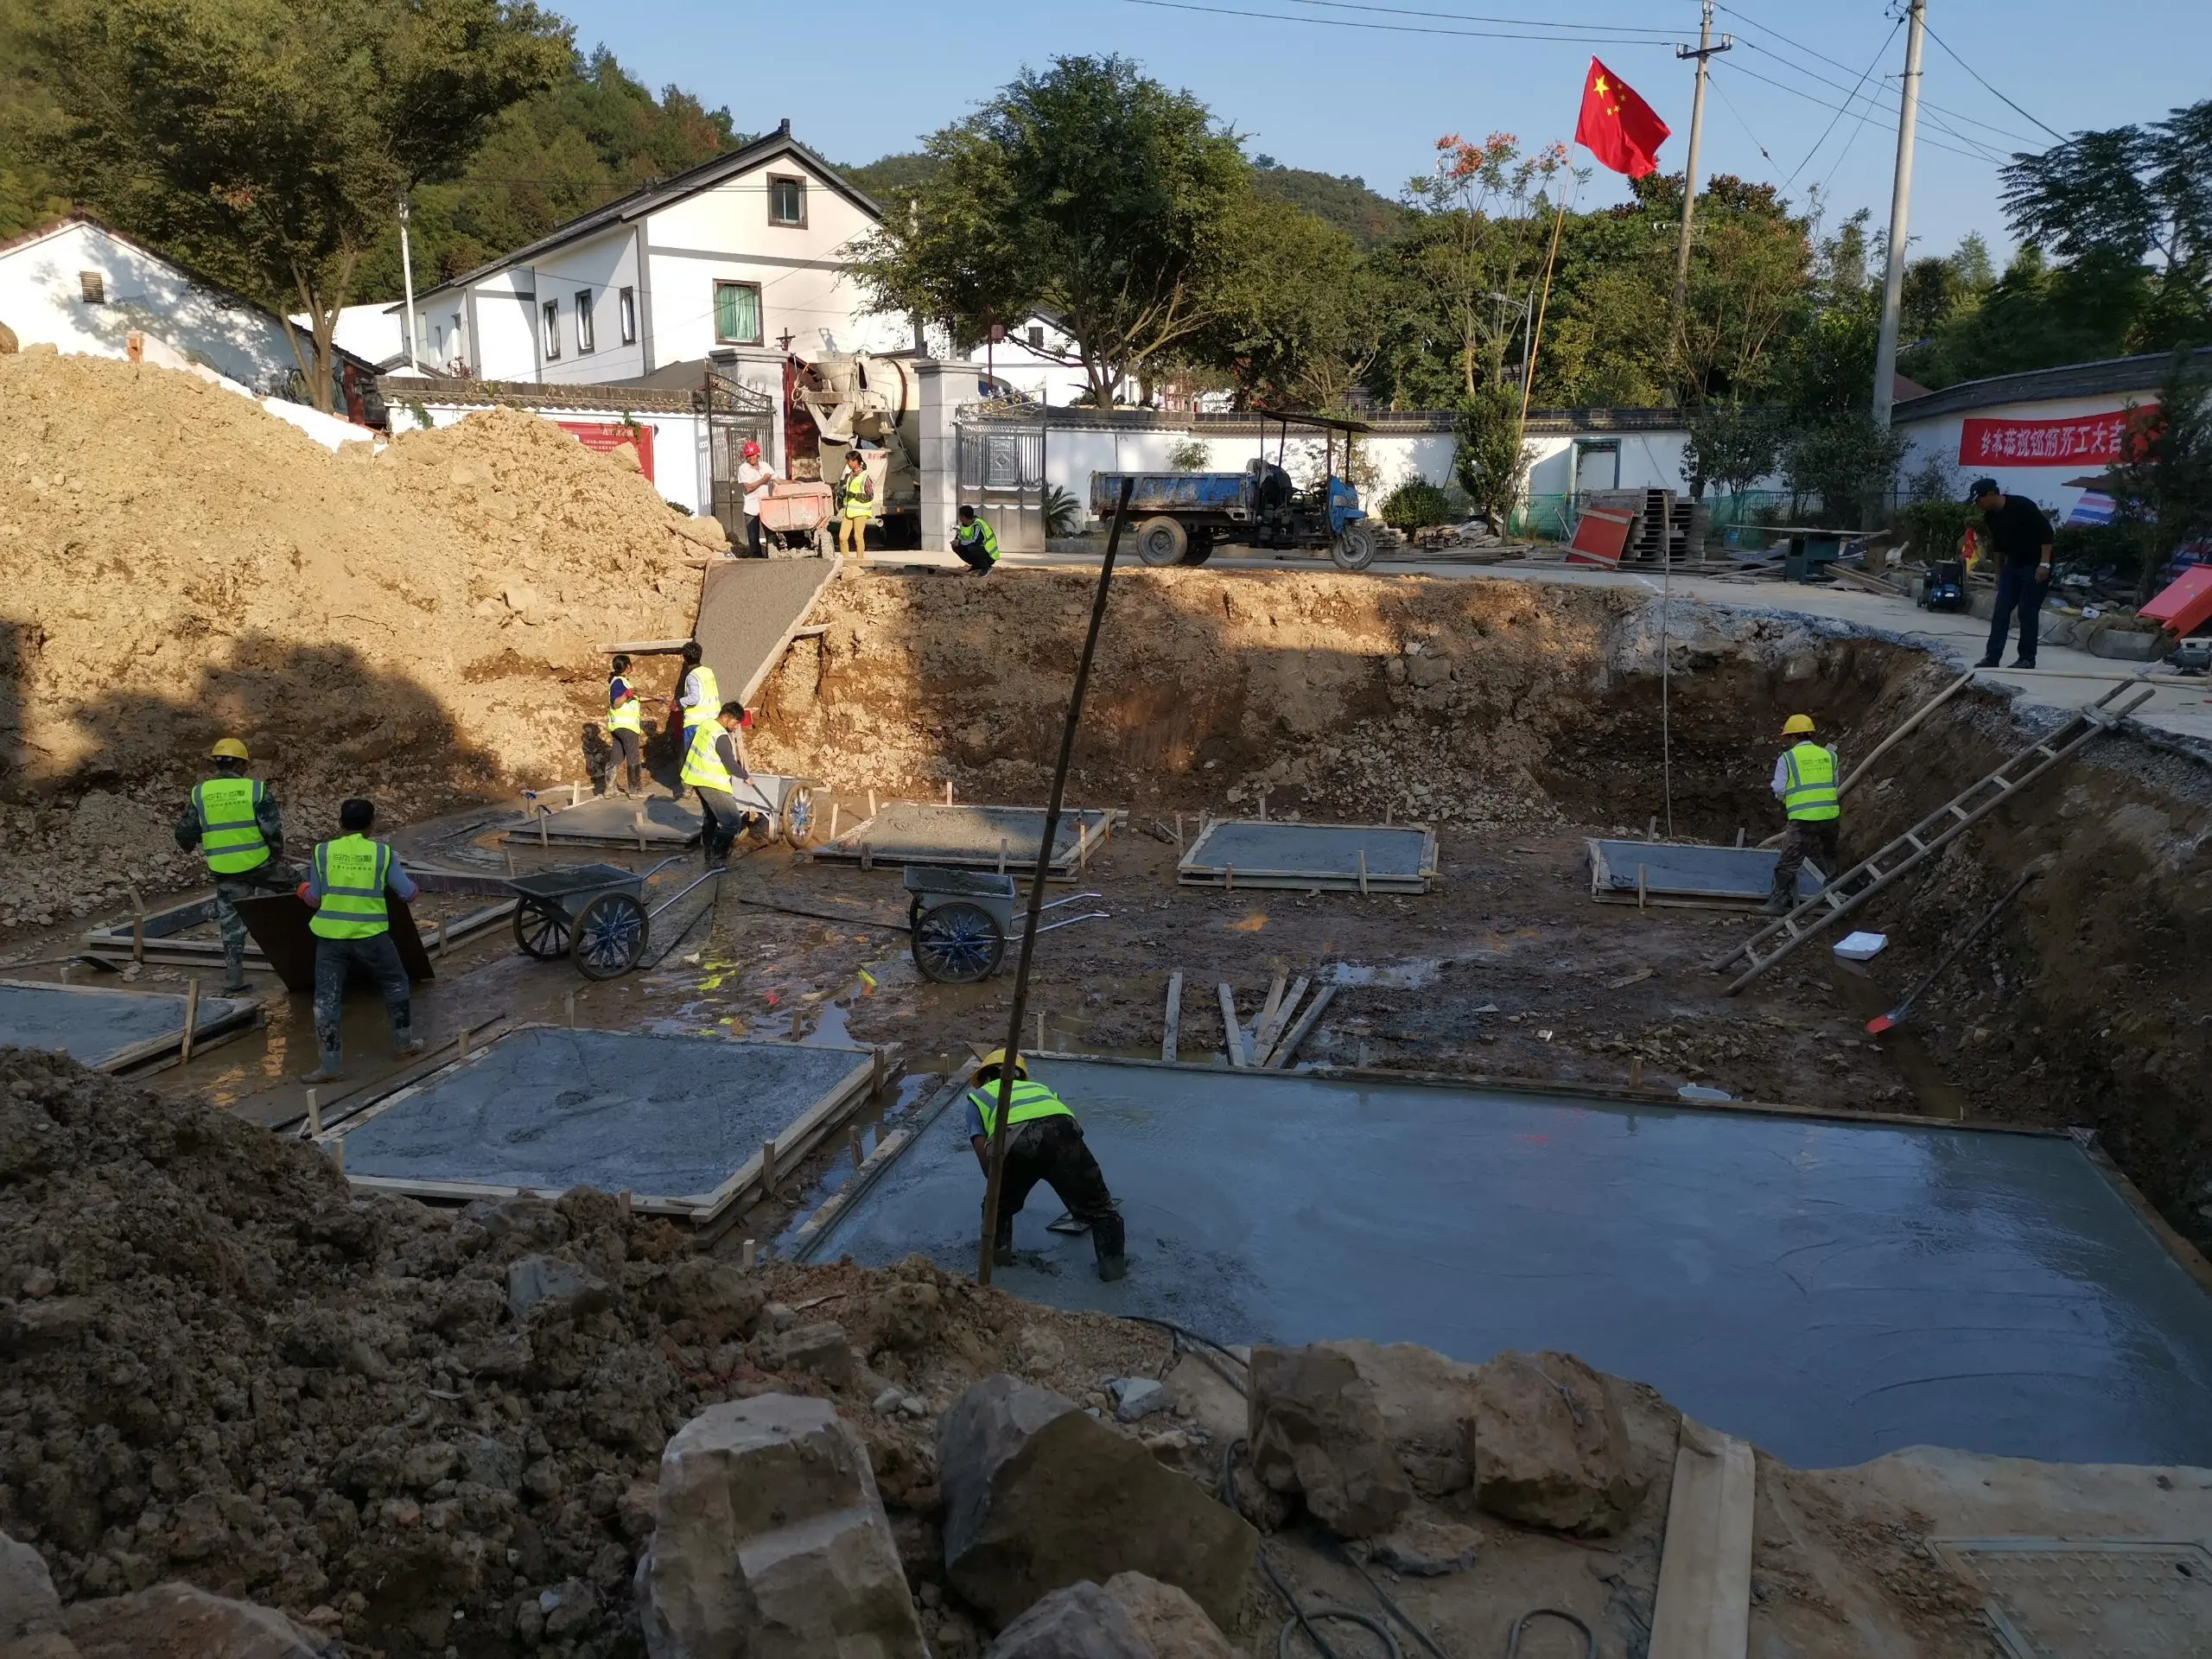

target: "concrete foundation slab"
[1179,818,1435,893]
[799,1058,2212,1469]
[696,556,838,702]
[0,979,257,1071]
[328,1025,875,1222]
[505,793,703,848]
[813,803,1114,877]
[1588,838,1825,904]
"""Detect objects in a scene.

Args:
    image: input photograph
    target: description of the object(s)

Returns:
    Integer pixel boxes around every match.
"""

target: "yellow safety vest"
[968,1078,1077,1139]
[607,677,643,735]
[192,776,270,874]
[839,470,874,518]
[309,835,393,939]
[680,720,734,792]
[683,664,721,728]
[1781,743,1840,822]
[957,518,1000,561]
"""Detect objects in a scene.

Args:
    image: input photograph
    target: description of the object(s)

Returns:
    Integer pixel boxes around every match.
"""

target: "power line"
[1770,18,1896,190]
[1917,16,2071,147]
[1725,59,2002,170]
[1113,0,1677,45]
[1704,63,1778,173]
[1732,36,2023,156]
[1280,0,1683,35]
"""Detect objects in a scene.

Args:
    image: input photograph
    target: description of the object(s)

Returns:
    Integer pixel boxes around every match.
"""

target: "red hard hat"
[741,440,760,459]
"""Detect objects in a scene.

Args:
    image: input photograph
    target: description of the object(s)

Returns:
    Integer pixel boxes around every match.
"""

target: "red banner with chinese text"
[1959,407,2156,468]
[555,419,655,481]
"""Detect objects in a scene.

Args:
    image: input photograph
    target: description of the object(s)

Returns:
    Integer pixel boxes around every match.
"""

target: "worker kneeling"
[950,505,999,575]
[967,1051,1126,1281]
[1765,714,1841,916]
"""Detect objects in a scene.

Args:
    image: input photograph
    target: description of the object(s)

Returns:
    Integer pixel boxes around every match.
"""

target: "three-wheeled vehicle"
[1090,407,1378,571]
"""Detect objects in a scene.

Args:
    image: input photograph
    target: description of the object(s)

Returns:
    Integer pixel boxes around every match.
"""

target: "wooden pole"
[181,977,200,1063]
[304,1088,322,1136]
[1162,970,1184,1062]
[1517,169,1578,440]
[1839,668,1975,798]
[1219,983,1249,1068]
[129,886,144,965]
[980,479,1135,1287]
[760,1139,777,1200]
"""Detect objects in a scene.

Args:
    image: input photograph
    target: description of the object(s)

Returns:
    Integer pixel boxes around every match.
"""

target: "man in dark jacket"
[1971,479,2055,669]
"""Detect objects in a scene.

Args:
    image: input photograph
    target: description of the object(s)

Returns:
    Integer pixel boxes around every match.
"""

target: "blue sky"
[556,0,2209,262]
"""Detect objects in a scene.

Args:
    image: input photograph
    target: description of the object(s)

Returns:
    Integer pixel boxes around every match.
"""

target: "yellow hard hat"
[1782,715,1815,736]
[209,737,251,761]
[972,1048,1029,1084]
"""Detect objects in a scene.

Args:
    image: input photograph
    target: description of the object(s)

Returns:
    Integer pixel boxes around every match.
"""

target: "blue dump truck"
[1090,408,1378,571]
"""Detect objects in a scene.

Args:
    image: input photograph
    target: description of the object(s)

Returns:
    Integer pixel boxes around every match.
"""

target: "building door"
[1572,440,1621,495]
[704,369,775,542]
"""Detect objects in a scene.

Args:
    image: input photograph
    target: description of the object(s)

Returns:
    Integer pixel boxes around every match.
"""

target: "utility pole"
[397,194,420,374]
[1669,2,1732,343]
[1871,0,1928,427]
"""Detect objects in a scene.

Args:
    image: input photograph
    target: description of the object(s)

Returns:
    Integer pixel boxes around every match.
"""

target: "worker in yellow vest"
[836,451,875,559]
[950,505,1000,575]
[965,1051,1126,1281]
[679,702,771,868]
[297,798,423,1082]
[605,653,647,798]
[173,737,294,992]
[1765,714,1841,915]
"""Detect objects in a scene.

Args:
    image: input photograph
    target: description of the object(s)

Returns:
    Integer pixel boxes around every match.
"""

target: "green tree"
[1184,191,1380,410]
[1681,402,1781,500]
[2108,354,2212,599]
[25,0,567,409]
[854,54,1248,405]
[1249,156,1408,248]
[1454,383,1532,530]
[1781,412,1906,529]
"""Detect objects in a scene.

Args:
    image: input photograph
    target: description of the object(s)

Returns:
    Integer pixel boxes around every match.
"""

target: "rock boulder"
[637,1394,925,1659]
[939,1376,1257,1630]
[1246,1344,1414,1537]
[1466,1350,1643,1536]
[982,1575,1235,1659]
[1,1530,60,1641]
[61,1584,337,1659]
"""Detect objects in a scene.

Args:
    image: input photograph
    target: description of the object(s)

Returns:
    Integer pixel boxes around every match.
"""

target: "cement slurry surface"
[0,981,247,1067]
[1588,839,1823,899]
[696,556,836,702]
[820,803,1111,868]
[807,1058,2212,1468]
[339,1027,867,1200]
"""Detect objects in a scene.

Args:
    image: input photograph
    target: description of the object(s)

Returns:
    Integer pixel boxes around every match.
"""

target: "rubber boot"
[1092,1211,1128,1282]
[1760,889,1792,917]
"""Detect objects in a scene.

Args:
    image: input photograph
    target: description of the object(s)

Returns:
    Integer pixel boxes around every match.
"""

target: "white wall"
[524,227,645,385]
[469,268,541,381]
[385,398,710,516]
[0,219,306,393]
[644,158,907,367]
[1896,387,2160,523]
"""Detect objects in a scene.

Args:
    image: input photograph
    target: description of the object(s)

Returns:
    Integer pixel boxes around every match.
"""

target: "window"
[1027,325,1045,350]
[619,286,637,345]
[575,289,595,353]
[767,175,806,227]
[713,280,762,346]
[79,270,105,304]
[541,298,561,359]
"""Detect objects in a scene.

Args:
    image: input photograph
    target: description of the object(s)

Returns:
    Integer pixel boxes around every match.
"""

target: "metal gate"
[705,370,776,542]
[956,402,1047,554]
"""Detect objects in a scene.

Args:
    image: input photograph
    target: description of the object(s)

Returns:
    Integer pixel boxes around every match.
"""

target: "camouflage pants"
[312,933,412,1072]
[210,861,296,982]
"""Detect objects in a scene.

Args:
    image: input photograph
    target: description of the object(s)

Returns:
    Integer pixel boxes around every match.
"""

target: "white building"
[405,121,912,410]
[0,214,335,397]
[1891,350,2208,521]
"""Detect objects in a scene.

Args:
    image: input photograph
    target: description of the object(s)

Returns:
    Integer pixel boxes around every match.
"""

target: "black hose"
[1332,1543,1453,1659]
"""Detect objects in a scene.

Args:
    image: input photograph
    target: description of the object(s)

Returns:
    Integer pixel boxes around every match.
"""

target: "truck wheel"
[1135,516,1187,567]
[813,526,836,557]
[1331,523,1377,572]
[1179,531,1214,567]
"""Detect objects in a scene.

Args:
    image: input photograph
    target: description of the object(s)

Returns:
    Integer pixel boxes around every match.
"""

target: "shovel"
[1866,868,2040,1035]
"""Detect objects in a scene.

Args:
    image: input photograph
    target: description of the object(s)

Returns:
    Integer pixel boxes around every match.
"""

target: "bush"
[1781,412,1907,529]
[1379,479,1457,530]
[1166,436,1210,473]
[1043,484,1084,537]
[1453,385,1532,531]
[1892,499,1978,563]
[2054,520,2145,576]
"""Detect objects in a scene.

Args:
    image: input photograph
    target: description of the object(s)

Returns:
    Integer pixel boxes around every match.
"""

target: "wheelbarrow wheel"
[571,892,650,980]
[513,895,572,959]
[912,899,1004,984]
[780,784,817,847]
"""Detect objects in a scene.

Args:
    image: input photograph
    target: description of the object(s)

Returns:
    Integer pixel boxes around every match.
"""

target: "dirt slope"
[0,355,720,930]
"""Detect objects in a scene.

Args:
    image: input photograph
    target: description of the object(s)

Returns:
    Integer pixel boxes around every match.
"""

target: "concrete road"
[988,543,2212,748]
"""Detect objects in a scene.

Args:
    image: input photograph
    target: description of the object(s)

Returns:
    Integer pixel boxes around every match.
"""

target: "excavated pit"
[752,570,2212,1250]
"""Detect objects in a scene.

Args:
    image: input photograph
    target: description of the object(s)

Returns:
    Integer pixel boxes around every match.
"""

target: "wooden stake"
[790,1006,804,1039]
[1256,970,1287,1046]
[129,886,144,964]
[870,1045,887,1100]
[1257,787,1268,822]
[304,1088,322,1136]
[180,976,200,1062]
[998,836,1007,874]
[1734,827,1745,848]
[1254,975,1307,1066]
[1268,983,1336,1071]
[1357,849,1370,896]
[1225,864,1236,892]
[569,782,582,808]
[848,1126,865,1169]
[504,846,516,876]
[861,843,873,873]
[1638,864,1649,911]
[944,779,954,805]
[457,1023,471,1059]
[619,1188,633,1218]
[329,1137,344,1174]
[1219,983,1248,1068]
[760,1139,778,1199]
[868,788,877,817]
[1629,1056,1645,1087]
[1386,804,1394,825]
[829,802,842,841]
[564,990,576,1027]
[1162,970,1184,1062]
[1647,815,1658,842]
[1035,1007,1046,1052]
[741,1238,757,1269]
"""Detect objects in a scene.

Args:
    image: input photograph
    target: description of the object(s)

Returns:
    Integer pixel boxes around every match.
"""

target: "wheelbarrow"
[507,855,722,980]
[733,772,824,847]
[904,866,1107,984]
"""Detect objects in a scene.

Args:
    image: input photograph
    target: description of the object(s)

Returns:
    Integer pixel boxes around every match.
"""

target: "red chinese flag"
[1574,58,1670,178]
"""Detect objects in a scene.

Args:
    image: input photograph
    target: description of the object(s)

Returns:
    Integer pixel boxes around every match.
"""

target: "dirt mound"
[0,356,717,931]
[753,571,1898,834]
[0,1048,1160,1656]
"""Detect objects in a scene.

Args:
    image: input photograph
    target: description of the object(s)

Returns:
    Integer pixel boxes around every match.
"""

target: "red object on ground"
[1567,507,1633,567]
[2141,565,2212,637]
[1575,60,1671,179]
[555,419,655,481]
